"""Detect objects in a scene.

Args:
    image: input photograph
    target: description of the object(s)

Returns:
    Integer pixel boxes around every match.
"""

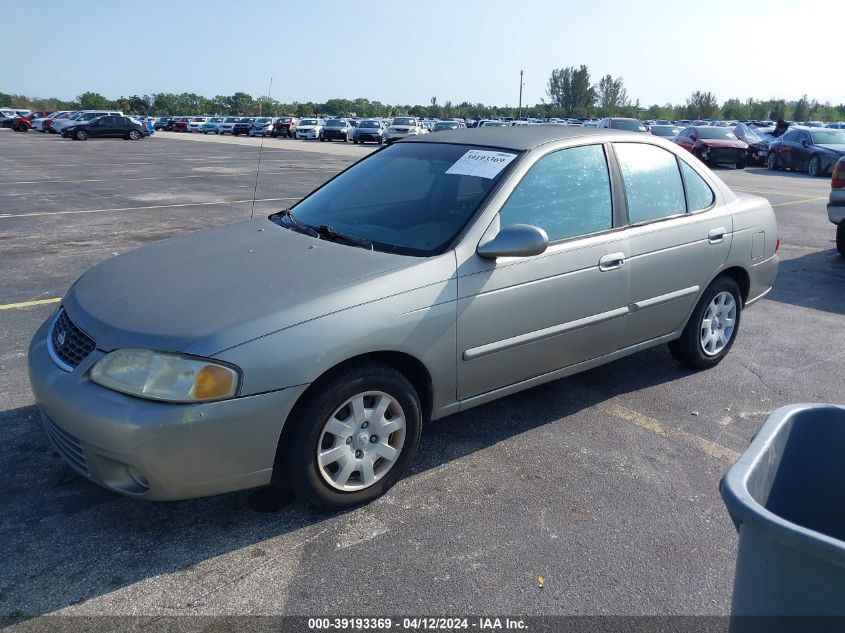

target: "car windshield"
[301,119,318,125]
[612,119,646,132]
[254,118,270,124]
[210,117,224,123]
[359,121,380,128]
[734,124,764,143]
[697,127,738,140]
[327,119,345,126]
[811,130,845,145]
[650,126,680,137]
[481,121,508,127]
[285,143,520,256]
[393,118,415,126]
[224,117,238,122]
[435,123,458,130]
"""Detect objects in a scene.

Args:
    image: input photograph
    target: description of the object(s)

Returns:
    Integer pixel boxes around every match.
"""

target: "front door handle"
[598,252,626,272]
[708,227,726,244]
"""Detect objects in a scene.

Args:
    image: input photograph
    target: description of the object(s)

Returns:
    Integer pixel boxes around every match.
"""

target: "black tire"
[837,223,845,257]
[75,129,89,141]
[668,276,742,370]
[767,152,780,170]
[353,139,359,144]
[736,156,747,169]
[275,362,423,510]
[128,129,141,140]
[808,155,823,177]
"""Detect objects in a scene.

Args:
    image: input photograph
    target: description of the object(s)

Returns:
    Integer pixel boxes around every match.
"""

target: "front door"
[456,143,629,400]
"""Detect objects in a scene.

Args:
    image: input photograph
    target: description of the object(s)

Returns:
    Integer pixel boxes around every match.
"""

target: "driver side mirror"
[477,224,549,259]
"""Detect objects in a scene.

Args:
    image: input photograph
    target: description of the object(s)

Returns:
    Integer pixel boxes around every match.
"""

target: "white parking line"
[0,197,299,219]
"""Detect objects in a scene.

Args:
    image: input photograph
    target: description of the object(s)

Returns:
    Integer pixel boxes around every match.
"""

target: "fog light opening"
[128,466,150,489]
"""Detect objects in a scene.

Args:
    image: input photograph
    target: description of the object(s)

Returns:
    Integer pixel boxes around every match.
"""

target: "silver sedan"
[28,127,779,509]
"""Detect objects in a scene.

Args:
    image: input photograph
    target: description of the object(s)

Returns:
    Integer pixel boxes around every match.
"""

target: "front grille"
[50,308,95,371]
[42,413,89,476]
[711,148,740,163]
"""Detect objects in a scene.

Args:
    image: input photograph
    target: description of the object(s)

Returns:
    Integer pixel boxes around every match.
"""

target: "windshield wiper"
[314,224,373,251]
[272,208,318,237]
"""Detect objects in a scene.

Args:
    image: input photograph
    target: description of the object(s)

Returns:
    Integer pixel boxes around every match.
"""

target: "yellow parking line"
[603,402,739,463]
[770,196,827,208]
[0,197,299,219]
[732,187,825,198]
[0,297,60,311]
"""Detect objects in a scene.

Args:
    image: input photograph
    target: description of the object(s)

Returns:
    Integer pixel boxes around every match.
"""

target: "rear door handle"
[598,252,626,272]
[708,227,726,244]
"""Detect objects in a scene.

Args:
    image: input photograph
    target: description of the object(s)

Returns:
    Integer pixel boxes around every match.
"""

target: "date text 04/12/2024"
[307,617,528,630]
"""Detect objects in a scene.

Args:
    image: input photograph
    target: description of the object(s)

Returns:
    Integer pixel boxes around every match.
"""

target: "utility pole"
[518,70,524,118]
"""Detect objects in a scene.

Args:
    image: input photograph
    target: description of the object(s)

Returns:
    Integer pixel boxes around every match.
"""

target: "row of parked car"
[0,109,152,140]
[150,115,470,144]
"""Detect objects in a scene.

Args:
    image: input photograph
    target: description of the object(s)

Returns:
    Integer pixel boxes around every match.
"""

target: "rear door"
[456,143,630,400]
[613,142,732,347]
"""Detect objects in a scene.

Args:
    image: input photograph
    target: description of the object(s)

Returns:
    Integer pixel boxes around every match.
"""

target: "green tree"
[595,74,628,116]
[76,91,111,110]
[546,65,594,117]
[685,91,719,119]
[792,95,810,122]
[721,98,749,121]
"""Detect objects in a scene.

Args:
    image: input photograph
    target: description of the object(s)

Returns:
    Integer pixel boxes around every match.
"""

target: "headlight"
[90,349,239,403]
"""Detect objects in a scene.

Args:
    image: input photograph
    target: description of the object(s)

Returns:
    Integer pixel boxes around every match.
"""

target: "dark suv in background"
[321,118,354,142]
[232,117,255,136]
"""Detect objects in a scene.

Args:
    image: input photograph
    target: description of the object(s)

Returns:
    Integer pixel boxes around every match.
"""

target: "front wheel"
[808,155,822,177]
[767,152,780,170]
[75,129,89,141]
[275,362,423,510]
[668,276,742,369]
[837,223,845,257]
[736,157,747,169]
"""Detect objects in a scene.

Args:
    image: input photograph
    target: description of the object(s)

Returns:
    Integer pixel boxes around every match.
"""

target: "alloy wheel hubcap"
[700,291,737,356]
[316,391,406,492]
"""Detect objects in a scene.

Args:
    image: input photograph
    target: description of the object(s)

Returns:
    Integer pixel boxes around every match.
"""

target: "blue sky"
[2,0,838,106]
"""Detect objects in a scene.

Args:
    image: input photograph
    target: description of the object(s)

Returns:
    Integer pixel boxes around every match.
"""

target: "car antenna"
[251,76,273,219]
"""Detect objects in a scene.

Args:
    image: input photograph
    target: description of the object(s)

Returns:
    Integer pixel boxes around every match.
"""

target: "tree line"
[3,67,844,122]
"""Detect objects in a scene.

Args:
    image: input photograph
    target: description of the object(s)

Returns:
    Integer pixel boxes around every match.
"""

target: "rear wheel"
[128,129,141,140]
[837,223,845,257]
[808,155,822,177]
[668,276,742,369]
[767,152,780,170]
[275,362,422,510]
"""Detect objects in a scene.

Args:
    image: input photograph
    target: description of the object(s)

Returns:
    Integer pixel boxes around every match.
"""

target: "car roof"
[403,126,611,151]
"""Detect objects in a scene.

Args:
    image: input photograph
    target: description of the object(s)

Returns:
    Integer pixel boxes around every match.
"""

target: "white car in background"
[385,116,425,143]
[294,118,324,140]
[52,110,123,133]
[187,117,208,133]
[32,111,70,132]
[217,116,240,135]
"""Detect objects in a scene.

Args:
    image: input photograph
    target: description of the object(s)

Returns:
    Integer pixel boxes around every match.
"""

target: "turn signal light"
[832,161,845,189]
[195,365,236,400]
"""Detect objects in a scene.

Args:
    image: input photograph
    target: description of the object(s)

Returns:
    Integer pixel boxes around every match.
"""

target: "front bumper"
[296,129,319,138]
[702,146,742,165]
[27,315,308,500]
[323,130,349,139]
[354,133,383,143]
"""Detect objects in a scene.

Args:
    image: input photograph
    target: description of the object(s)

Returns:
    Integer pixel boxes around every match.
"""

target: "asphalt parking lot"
[1,129,843,624]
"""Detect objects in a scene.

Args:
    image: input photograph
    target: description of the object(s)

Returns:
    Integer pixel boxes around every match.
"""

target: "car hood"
[62,218,422,356]
[817,144,845,154]
[699,139,747,149]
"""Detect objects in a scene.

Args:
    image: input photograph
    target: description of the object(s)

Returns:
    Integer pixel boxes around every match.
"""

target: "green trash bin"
[721,403,845,618]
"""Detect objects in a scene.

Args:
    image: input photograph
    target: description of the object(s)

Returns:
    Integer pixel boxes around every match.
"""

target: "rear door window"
[680,161,715,212]
[614,143,686,223]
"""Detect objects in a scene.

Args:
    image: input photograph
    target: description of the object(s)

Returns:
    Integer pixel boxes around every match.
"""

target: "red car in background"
[171,117,191,132]
[11,110,51,132]
[674,126,749,169]
[272,116,298,138]
[40,111,76,133]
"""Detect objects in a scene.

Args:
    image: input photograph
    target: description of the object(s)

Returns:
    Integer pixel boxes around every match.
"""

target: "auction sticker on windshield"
[445,149,517,179]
